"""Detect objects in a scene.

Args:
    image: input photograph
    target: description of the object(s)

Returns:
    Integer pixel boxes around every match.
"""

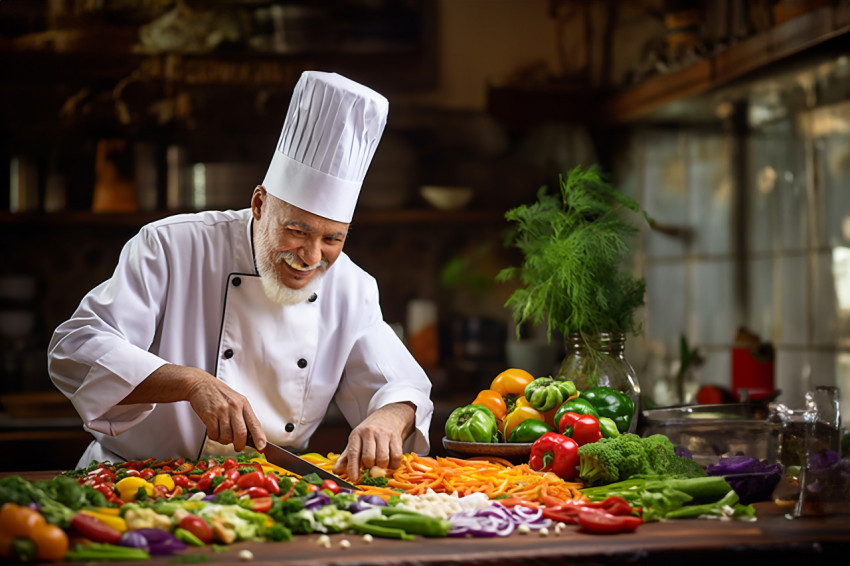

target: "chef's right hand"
[184,368,267,452]
[122,364,267,452]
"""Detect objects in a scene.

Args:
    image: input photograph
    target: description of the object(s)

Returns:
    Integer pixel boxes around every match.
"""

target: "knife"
[252,439,360,491]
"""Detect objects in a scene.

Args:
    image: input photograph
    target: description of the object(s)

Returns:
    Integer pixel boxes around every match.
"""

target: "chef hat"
[262,71,389,223]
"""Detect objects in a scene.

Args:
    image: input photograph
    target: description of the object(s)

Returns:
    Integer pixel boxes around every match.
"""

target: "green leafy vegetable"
[497,165,649,340]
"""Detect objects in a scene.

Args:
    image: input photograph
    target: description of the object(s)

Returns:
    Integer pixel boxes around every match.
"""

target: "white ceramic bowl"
[420,186,474,211]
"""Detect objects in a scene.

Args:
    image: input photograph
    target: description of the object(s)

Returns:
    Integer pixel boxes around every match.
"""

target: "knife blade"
[254,440,359,491]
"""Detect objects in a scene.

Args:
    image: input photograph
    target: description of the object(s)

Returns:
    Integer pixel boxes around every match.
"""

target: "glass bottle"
[557,332,641,433]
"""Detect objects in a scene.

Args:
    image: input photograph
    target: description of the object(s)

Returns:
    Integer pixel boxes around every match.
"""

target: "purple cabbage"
[706,455,782,504]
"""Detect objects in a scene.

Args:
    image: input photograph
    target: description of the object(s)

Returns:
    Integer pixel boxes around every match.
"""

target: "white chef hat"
[262,71,389,223]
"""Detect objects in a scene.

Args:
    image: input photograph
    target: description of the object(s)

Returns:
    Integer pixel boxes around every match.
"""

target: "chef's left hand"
[333,401,415,484]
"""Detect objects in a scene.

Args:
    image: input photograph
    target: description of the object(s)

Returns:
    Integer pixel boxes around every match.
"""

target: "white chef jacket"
[47,208,434,468]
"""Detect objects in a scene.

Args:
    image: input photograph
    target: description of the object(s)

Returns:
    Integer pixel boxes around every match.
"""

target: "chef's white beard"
[256,251,327,306]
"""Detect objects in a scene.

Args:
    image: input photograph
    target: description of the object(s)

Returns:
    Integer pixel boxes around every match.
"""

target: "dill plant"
[497,165,648,341]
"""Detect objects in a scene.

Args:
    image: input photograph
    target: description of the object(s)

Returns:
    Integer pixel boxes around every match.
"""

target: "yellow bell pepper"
[115,476,154,502]
[249,456,300,478]
[153,473,175,492]
[502,398,545,441]
[79,509,127,533]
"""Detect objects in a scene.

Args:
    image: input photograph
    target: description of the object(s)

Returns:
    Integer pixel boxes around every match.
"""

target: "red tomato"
[235,470,265,490]
[241,487,269,499]
[178,515,212,544]
[138,468,155,480]
[264,474,280,495]
[250,496,273,513]
[171,474,190,488]
[320,479,340,494]
[213,479,235,494]
[225,468,241,483]
[576,507,642,534]
[223,458,238,470]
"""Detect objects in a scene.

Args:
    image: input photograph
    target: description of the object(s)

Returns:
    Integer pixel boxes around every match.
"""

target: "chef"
[47,71,434,483]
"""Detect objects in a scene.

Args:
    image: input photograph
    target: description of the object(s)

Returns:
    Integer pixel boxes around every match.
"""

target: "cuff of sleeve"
[73,344,167,436]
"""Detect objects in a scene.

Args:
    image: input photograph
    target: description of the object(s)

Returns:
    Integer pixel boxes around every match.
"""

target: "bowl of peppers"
[443,369,636,466]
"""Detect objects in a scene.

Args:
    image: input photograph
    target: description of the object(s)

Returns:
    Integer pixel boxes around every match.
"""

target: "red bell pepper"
[558,411,603,446]
[528,432,579,480]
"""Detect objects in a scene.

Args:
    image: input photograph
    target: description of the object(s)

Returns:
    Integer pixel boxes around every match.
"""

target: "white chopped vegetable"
[362,534,374,544]
[516,524,531,535]
[238,549,253,562]
[539,527,550,537]
[339,539,351,549]
[554,522,566,535]
[395,489,494,520]
[316,534,331,548]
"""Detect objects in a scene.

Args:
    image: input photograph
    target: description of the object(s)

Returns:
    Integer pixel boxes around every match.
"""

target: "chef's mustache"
[275,251,328,272]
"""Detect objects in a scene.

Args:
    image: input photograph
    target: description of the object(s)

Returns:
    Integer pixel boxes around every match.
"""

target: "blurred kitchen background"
[1,0,848,468]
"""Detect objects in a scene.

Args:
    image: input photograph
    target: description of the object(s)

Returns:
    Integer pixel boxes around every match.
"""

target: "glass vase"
[557,332,641,433]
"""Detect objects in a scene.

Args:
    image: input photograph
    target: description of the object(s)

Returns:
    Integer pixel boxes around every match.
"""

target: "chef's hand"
[120,364,267,453]
[333,401,415,484]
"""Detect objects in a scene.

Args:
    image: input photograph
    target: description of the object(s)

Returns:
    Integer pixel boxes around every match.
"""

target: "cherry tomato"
[225,468,241,483]
[138,468,156,480]
[171,474,190,488]
[249,496,273,513]
[240,487,269,499]
[178,514,212,544]
[31,523,69,562]
[223,458,238,470]
[321,479,340,494]
[235,470,266,490]
[264,474,280,495]
[213,479,235,494]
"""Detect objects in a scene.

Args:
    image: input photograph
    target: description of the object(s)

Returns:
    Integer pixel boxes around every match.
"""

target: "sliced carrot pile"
[311,452,586,504]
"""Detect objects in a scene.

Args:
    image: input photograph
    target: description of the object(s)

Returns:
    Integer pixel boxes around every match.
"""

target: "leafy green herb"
[497,165,649,340]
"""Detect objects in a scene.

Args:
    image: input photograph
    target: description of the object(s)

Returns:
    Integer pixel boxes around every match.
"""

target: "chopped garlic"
[316,534,331,548]
[238,550,254,562]
[539,527,549,537]
[362,534,374,544]
[517,524,531,535]
[339,539,351,549]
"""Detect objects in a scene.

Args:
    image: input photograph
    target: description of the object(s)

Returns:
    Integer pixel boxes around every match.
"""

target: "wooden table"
[6,471,850,565]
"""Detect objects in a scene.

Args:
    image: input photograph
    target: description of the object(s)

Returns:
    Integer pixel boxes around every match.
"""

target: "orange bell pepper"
[490,368,535,396]
[502,398,545,441]
[472,389,508,421]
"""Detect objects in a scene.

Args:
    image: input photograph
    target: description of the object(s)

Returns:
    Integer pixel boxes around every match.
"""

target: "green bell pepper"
[553,396,599,429]
[597,416,620,438]
[524,377,578,412]
[445,404,500,443]
[507,418,554,443]
[582,386,635,433]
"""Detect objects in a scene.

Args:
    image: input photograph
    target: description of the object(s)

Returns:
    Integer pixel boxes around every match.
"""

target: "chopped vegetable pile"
[0,430,770,563]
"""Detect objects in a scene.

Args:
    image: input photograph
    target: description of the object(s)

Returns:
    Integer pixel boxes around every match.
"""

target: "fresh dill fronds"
[497,165,648,341]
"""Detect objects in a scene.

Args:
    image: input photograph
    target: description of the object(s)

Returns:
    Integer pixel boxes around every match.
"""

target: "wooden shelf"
[598,4,850,124]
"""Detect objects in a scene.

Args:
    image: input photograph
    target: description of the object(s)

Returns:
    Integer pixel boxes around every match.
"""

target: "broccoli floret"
[642,434,676,472]
[578,435,633,486]
[579,433,706,487]
[668,454,707,478]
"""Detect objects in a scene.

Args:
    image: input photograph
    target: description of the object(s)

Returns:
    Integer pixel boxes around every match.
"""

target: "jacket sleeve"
[332,286,434,455]
[47,225,171,435]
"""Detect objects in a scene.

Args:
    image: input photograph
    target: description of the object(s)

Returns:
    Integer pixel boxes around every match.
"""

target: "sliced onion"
[449,506,515,537]
[448,503,553,537]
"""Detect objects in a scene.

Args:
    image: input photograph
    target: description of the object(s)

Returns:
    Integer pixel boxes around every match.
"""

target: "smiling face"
[251,186,349,305]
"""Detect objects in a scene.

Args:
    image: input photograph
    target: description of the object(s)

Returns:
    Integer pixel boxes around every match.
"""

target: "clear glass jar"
[557,332,641,433]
